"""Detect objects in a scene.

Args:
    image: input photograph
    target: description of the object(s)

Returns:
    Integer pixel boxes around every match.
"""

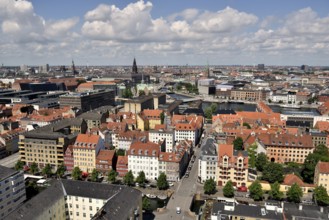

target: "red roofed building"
[64,145,74,172]
[172,114,204,145]
[116,155,128,177]
[314,121,329,133]
[315,161,329,193]
[158,141,190,181]
[73,134,104,172]
[96,150,116,174]
[256,133,314,164]
[217,144,248,187]
[283,174,314,194]
[318,101,329,115]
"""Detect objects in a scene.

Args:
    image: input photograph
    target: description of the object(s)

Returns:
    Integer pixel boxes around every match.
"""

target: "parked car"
[237,186,248,192]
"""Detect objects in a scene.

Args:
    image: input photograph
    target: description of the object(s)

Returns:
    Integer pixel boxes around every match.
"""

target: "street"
[154,137,206,220]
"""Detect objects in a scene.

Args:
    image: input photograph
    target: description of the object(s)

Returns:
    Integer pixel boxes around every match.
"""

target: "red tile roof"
[128,141,160,157]
[317,161,329,174]
[283,174,314,187]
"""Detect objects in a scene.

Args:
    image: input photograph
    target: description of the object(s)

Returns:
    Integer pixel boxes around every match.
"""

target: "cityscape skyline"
[0,0,329,66]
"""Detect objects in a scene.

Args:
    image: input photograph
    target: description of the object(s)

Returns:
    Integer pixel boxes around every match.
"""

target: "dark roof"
[183,108,204,116]
[7,180,65,220]
[212,202,284,220]
[93,187,142,220]
[200,138,217,157]
[78,112,104,121]
[286,120,311,127]
[61,179,122,200]
[214,109,236,115]
[24,118,83,139]
[283,203,329,220]
[0,165,17,181]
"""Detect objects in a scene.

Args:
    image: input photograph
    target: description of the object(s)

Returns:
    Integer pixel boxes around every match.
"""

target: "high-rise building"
[0,165,26,219]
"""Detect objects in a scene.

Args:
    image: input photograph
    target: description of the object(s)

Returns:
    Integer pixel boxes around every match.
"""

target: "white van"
[176,207,181,214]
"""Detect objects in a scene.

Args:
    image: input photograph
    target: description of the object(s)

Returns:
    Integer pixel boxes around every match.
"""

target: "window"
[76,212,79,216]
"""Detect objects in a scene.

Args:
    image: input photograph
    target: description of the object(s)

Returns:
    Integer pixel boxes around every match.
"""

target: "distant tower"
[132,58,138,74]
[206,60,210,78]
[72,60,77,75]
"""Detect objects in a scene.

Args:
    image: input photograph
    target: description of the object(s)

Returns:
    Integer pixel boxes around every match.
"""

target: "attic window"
[292,142,295,145]
[152,150,156,156]
[286,141,289,145]
[299,142,302,146]
[145,150,148,155]
[138,150,142,155]
[131,149,135,154]
[278,141,282,144]
[272,141,275,144]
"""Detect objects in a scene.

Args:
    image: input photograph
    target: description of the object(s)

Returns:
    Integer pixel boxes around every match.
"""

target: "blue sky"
[1,0,329,66]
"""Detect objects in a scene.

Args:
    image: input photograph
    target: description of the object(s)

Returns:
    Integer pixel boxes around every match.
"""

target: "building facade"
[314,161,329,193]
[217,144,248,187]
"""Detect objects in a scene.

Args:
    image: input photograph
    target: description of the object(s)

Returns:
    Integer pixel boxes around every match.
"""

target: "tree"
[122,88,133,98]
[157,172,169,190]
[247,144,257,168]
[176,83,182,91]
[204,107,213,120]
[223,180,234,198]
[314,185,329,206]
[123,170,135,186]
[160,111,165,124]
[233,137,243,150]
[14,160,25,171]
[255,153,268,172]
[107,170,118,183]
[210,103,217,113]
[302,144,329,183]
[286,183,303,203]
[268,99,272,103]
[248,180,263,201]
[56,163,66,178]
[30,162,39,174]
[269,181,284,200]
[72,167,82,180]
[136,171,146,185]
[204,178,216,195]
[243,122,251,129]
[262,162,284,183]
[42,164,52,178]
[90,169,100,182]
[116,149,126,156]
[142,197,151,211]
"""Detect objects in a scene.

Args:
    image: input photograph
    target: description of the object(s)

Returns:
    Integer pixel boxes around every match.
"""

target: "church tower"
[132,58,138,74]
[72,60,77,75]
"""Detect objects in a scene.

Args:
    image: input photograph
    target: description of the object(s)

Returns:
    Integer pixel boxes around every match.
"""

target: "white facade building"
[149,129,175,152]
[198,138,218,183]
[127,142,160,180]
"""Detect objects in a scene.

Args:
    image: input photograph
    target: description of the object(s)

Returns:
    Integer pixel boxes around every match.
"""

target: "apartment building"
[19,118,86,170]
[217,144,248,187]
[124,94,166,114]
[198,138,218,183]
[59,90,115,113]
[73,134,104,173]
[128,141,160,180]
[172,114,203,145]
[7,180,142,220]
[95,150,115,174]
[137,109,163,131]
[310,132,328,147]
[230,89,266,101]
[149,128,175,152]
[117,130,148,151]
[257,133,314,164]
[0,166,26,219]
[116,155,128,177]
[64,145,74,172]
[0,128,24,156]
[314,161,329,193]
[158,142,190,181]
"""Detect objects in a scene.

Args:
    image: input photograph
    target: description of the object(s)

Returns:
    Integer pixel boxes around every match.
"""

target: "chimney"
[299,204,302,211]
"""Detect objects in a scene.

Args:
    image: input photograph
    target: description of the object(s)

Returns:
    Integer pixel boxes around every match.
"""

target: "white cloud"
[0,0,329,65]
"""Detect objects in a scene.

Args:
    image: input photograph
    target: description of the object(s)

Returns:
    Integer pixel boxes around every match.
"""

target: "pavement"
[0,152,19,168]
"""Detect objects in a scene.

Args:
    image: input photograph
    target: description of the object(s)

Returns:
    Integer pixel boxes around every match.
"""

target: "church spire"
[132,58,138,74]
